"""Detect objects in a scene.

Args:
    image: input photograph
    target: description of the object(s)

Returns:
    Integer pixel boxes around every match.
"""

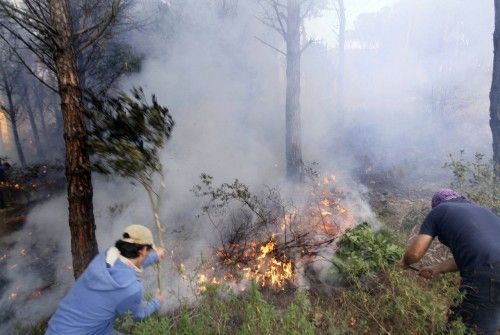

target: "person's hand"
[155,289,164,305]
[156,247,166,260]
[418,266,440,279]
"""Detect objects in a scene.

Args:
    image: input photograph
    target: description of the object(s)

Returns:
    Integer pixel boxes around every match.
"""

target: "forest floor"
[2,164,485,334]
[110,178,465,335]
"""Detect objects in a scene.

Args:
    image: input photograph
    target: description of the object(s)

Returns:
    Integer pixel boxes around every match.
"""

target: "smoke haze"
[0,0,495,331]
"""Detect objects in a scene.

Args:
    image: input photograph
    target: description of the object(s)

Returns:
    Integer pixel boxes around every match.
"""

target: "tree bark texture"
[48,0,98,278]
[491,0,500,179]
[285,0,304,182]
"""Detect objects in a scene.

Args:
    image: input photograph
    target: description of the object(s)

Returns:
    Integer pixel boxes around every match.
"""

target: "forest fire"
[214,235,294,289]
[241,236,293,288]
[193,172,357,291]
[0,181,22,190]
[309,174,354,239]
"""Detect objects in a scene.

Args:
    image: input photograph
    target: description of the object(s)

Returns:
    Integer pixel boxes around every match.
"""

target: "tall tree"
[332,0,345,114]
[257,0,317,182]
[72,0,141,94]
[490,0,500,179]
[33,80,51,147]
[0,37,27,167]
[0,0,126,278]
[22,78,46,160]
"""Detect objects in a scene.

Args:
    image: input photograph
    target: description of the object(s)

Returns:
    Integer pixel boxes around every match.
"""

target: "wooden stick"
[145,173,166,294]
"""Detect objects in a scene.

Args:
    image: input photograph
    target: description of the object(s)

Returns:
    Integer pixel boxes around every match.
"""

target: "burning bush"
[191,172,357,290]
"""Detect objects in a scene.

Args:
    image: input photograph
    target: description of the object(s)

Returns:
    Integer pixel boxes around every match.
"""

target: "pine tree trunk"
[0,119,4,153]
[48,0,98,279]
[4,85,26,167]
[285,0,304,182]
[10,118,26,168]
[0,63,26,167]
[35,92,49,147]
[337,0,346,114]
[26,98,45,160]
[490,0,500,179]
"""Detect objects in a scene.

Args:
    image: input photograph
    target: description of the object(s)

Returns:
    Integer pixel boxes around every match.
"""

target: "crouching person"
[399,189,500,335]
[46,225,166,335]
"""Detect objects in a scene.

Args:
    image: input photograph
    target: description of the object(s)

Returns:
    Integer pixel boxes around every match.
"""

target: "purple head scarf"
[431,188,468,208]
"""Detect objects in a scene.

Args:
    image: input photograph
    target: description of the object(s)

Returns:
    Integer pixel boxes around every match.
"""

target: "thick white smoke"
[0,0,495,332]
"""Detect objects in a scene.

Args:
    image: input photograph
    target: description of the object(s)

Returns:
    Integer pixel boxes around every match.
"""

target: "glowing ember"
[0,181,22,190]
[320,209,332,216]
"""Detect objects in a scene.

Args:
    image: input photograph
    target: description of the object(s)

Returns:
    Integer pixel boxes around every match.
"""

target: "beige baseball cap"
[121,224,157,250]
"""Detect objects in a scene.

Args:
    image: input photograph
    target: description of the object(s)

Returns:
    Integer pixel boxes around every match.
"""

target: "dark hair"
[115,236,152,259]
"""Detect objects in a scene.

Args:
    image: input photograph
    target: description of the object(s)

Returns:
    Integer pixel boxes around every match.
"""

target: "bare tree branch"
[255,15,286,38]
[272,2,287,37]
[300,38,314,54]
[299,0,315,22]
[255,36,286,55]
[75,0,124,53]
[0,1,54,34]
[0,23,54,65]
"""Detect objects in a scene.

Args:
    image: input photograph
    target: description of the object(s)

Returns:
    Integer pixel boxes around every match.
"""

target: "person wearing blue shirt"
[46,224,166,335]
[399,189,500,335]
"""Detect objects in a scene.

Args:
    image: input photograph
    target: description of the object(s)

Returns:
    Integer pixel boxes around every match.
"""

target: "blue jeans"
[450,263,500,335]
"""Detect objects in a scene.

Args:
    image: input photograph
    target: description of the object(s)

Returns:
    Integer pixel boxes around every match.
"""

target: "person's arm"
[116,289,163,321]
[142,251,158,268]
[419,258,458,279]
[400,234,434,268]
[143,247,166,268]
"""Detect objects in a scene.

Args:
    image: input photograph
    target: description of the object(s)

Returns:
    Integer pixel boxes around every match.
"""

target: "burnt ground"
[0,206,30,296]
[0,168,65,330]
[0,201,61,328]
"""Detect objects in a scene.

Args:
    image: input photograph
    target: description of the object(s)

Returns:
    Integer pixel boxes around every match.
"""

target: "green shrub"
[240,282,278,334]
[328,221,471,334]
[123,282,320,335]
[279,292,315,335]
[333,223,403,281]
[131,314,171,335]
[444,151,499,214]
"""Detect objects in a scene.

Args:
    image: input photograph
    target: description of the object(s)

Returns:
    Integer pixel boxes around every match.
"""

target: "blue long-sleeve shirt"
[46,249,160,335]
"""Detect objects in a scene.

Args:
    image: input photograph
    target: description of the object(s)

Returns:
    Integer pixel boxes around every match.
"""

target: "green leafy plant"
[87,87,174,291]
[333,223,403,281]
[87,87,174,183]
[444,151,499,214]
[327,222,470,334]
